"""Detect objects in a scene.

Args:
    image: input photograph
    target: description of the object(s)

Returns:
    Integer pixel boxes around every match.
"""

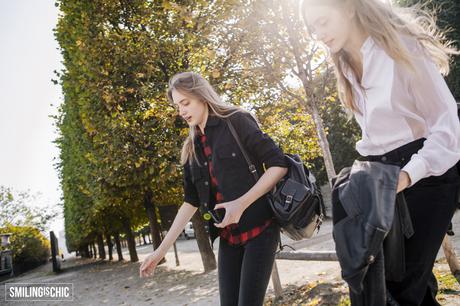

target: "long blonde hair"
[167,72,247,165]
[300,0,458,113]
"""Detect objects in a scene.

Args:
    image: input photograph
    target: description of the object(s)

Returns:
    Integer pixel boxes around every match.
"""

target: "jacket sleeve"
[183,164,200,207]
[229,111,288,169]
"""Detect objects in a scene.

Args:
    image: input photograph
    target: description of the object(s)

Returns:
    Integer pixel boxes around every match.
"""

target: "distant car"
[184,222,195,239]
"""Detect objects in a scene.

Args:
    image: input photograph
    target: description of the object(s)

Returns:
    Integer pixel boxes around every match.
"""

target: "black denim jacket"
[182,111,287,244]
[331,160,414,294]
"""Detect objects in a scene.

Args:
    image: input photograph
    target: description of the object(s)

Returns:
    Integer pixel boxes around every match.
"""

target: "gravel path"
[1,213,459,305]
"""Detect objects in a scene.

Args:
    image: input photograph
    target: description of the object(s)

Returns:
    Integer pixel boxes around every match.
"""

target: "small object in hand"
[209,208,225,224]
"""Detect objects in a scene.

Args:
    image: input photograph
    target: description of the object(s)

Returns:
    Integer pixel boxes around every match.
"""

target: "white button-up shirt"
[342,35,460,186]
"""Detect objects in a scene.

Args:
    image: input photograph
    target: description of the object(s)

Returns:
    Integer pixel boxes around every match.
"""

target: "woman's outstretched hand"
[139,250,164,278]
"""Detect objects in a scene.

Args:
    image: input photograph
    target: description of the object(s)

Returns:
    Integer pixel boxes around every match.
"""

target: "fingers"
[140,267,149,278]
[139,264,147,278]
[139,257,154,278]
[140,265,153,278]
[215,213,231,228]
[140,261,148,272]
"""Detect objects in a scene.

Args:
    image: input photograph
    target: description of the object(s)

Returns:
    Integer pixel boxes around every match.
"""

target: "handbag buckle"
[286,195,293,204]
[249,164,257,174]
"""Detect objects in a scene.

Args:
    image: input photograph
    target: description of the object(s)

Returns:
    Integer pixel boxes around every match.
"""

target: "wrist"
[402,170,411,187]
[156,245,168,256]
[239,196,252,211]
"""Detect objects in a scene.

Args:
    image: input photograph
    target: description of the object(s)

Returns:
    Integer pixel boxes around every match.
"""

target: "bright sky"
[0,1,64,234]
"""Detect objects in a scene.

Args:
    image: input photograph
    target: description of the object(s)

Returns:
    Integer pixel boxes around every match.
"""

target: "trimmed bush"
[0,225,50,274]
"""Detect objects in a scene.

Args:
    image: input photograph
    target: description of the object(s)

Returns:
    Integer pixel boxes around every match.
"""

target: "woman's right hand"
[139,250,164,278]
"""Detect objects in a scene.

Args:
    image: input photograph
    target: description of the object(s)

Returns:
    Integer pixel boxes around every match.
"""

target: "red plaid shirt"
[198,130,272,245]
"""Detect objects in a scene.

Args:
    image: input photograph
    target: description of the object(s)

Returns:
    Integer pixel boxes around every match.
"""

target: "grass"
[434,262,460,304]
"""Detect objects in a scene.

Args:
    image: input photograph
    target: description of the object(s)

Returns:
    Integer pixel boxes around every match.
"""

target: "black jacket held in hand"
[331,160,413,294]
[182,112,288,244]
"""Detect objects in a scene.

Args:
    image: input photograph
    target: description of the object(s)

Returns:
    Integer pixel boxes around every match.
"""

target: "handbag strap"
[225,119,260,181]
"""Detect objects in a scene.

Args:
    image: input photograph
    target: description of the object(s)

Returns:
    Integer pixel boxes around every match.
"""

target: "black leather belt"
[358,138,426,167]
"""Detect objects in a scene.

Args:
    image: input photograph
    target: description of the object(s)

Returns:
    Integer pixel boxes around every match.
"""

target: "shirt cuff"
[262,150,288,170]
[184,196,200,208]
[402,156,427,187]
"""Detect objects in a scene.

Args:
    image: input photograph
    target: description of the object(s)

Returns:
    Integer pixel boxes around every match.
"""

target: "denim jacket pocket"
[216,143,246,171]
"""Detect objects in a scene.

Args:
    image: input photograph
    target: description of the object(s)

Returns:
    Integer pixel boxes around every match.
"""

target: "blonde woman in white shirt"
[301,0,460,305]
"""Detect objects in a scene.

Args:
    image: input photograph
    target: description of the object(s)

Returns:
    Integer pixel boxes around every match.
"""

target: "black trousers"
[218,222,280,306]
[386,164,459,305]
[352,138,460,305]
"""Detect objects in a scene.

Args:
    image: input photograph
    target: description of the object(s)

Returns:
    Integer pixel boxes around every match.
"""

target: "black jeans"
[218,222,280,306]
[385,164,459,305]
[352,138,460,305]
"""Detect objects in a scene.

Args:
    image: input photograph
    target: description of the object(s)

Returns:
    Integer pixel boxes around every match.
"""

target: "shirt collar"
[206,114,221,127]
[340,36,374,83]
[194,114,221,140]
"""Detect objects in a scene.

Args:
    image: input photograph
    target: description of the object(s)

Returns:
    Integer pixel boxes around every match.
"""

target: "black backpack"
[226,120,325,241]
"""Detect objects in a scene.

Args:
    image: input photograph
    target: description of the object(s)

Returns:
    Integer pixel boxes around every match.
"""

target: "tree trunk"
[97,234,106,259]
[173,242,180,266]
[306,95,336,183]
[106,233,113,261]
[93,243,98,258]
[271,261,282,298]
[143,190,165,264]
[122,219,138,262]
[81,244,90,258]
[191,212,216,272]
[114,232,124,261]
[279,1,336,184]
[143,190,163,251]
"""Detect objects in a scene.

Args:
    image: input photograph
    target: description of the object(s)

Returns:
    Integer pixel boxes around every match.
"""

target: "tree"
[54,0,361,271]
[0,186,57,232]
[398,0,460,101]
[203,0,341,183]
[0,225,50,274]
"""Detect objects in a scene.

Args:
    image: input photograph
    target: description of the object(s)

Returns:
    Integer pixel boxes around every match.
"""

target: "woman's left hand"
[397,170,411,193]
[213,199,247,228]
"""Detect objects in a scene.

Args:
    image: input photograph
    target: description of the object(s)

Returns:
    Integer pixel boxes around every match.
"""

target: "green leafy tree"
[0,225,50,274]
[0,186,57,232]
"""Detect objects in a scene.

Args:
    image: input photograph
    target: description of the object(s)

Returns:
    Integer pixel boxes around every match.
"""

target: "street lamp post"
[0,233,14,277]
